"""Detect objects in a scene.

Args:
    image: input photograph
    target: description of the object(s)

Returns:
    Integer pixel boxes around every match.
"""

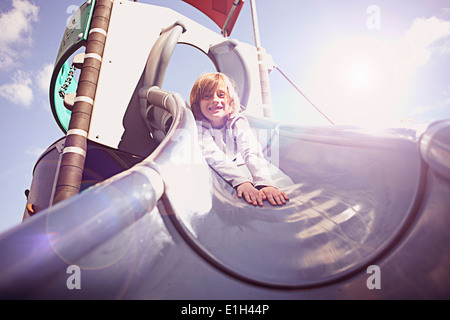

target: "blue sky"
[0,0,449,234]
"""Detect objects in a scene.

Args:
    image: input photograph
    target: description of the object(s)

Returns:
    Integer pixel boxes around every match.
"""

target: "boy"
[190,72,289,206]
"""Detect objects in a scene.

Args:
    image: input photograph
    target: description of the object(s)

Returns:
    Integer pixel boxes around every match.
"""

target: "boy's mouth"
[209,106,223,111]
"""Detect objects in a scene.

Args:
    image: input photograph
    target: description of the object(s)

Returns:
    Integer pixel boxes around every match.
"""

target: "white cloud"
[25,146,46,157]
[0,63,54,108]
[35,63,54,94]
[0,0,39,70]
[392,16,450,72]
[407,101,450,123]
[0,70,34,107]
[397,17,450,123]
[407,92,450,121]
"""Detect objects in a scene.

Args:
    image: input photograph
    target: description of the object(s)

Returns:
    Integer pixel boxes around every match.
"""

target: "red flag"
[182,0,245,35]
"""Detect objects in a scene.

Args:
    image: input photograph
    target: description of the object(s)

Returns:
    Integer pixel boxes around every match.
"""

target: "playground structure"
[0,0,449,299]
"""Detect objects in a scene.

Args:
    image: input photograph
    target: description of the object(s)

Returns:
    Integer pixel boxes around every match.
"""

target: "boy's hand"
[259,186,289,206]
[237,182,264,206]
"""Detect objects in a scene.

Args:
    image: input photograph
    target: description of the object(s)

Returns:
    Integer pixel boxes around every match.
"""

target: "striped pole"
[53,0,114,204]
[249,0,273,117]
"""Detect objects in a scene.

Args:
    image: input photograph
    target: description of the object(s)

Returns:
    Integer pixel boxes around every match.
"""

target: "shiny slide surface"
[0,90,449,299]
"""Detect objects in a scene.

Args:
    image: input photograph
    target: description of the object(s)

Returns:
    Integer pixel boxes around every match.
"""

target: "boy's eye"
[202,90,226,100]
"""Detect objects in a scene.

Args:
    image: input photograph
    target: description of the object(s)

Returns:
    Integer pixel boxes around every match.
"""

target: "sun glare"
[307,36,411,128]
[347,62,372,88]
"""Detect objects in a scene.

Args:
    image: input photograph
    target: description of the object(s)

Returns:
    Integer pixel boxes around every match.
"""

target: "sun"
[308,36,408,128]
[347,62,373,89]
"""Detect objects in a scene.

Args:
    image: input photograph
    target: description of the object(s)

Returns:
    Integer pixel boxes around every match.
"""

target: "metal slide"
[1,0,449,299]
[1,85,450,298]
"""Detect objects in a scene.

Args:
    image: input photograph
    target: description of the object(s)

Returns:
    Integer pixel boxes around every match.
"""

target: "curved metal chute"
[1,85,450,298]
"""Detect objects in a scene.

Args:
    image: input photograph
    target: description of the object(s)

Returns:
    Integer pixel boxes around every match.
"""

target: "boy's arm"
[233,117,274,187]
[198,125,251,188]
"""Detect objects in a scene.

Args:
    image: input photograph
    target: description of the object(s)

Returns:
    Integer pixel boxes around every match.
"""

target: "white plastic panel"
[89,1,224,149]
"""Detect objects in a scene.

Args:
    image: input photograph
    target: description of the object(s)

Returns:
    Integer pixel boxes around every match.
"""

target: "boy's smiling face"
[200,86,231,128]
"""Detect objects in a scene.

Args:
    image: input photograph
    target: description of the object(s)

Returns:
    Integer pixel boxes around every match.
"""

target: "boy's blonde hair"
[190,72,240,121]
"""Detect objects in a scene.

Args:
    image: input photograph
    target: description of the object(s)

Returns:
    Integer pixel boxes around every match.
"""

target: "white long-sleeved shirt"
[197,114,274,188]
